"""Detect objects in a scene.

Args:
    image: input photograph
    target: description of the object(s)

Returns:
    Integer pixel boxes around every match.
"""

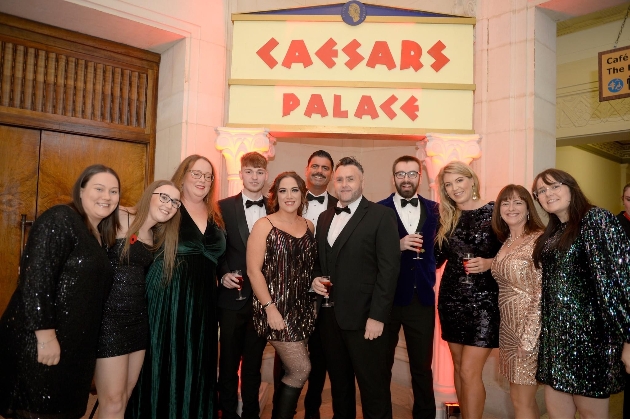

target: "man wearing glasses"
[378,155,439,419]
[217,152,270,419]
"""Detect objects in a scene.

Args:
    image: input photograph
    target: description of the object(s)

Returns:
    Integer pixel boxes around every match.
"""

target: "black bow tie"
[401,197,418,208]
[307,193,325,204]
[245,199,264,208]
[335,206,351,215]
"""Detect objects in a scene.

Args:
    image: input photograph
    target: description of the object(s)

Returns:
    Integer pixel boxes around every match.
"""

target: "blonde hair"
[121,180,181,282]
[435,161,481,247]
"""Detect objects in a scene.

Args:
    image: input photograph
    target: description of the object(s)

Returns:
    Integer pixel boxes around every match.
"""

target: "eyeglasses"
[534,182,563,199]
[189,170,214,182]
[394,171,419,180]
[153,192,182,209]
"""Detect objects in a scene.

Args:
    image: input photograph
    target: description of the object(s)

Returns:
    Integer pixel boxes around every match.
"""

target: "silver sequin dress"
[491,231,542,385]
[252,220,317,342]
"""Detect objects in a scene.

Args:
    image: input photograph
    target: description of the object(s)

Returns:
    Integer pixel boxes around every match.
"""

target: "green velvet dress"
[126,205,226,419]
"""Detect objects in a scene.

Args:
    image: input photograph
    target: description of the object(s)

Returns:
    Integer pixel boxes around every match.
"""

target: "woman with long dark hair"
[532,168,630,419]
[0,164,120,419]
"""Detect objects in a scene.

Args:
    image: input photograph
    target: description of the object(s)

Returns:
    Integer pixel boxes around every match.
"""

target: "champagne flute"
[320,276,334,307]
[413,230,423,260]
[233,270,246,301]
[462,253,474,285]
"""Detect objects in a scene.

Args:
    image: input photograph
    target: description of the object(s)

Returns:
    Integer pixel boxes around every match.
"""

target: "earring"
[472,185,479,201]
[527,213,530,221]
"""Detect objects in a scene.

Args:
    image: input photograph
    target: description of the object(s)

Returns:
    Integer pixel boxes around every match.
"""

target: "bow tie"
[307,193,325,204]
[334,206,351,215]
[401,197,418,208]
[245,199,264,208]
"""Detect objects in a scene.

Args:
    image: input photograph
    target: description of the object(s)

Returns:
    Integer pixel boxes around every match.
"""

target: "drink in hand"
[233,270,246,300]
[321,276,333,307]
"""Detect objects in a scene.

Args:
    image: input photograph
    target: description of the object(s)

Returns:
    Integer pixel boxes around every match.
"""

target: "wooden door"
[0,125,40,314]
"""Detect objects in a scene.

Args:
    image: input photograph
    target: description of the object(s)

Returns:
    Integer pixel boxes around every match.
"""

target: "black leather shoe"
[303,411,320,419]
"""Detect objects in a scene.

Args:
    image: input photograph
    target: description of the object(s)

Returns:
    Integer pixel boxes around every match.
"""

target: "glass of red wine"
[320,276,334,307]
[413,230,423,260]
[462,253,474,285]
[233,270,246,301]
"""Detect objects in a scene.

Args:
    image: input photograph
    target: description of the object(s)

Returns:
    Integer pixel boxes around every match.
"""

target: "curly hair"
[267,172,308,216]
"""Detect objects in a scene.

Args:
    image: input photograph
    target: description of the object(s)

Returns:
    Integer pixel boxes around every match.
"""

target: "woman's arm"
[246,218,285,330]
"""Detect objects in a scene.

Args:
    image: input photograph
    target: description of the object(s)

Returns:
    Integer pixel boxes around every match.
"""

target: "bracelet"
[262,300,275,310]
[38,335,57,349]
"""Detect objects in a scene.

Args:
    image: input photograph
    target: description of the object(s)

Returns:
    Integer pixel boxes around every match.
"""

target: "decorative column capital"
[215,127,276,196]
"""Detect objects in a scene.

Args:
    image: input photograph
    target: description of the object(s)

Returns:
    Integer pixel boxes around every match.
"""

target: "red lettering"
[354,95,379,119]
[315,38,338,69]
[400,40,423,72]
[333,94,348,118]
[379,95,398,120]
[256,38,279,69]
[400,96,419,121]
[282,40,313,69]
[428,41,449,72]
[342,39,364,70]
[282,93,300,116]
[304,94,328,118]
[366,41,396,70]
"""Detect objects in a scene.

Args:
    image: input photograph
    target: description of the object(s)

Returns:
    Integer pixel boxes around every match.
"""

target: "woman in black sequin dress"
[532,169,630,419]
[434,161,501,419]
[247,172,317,419]
[0,165,121,419]
[619,183,630,419]
[94,180,181,418]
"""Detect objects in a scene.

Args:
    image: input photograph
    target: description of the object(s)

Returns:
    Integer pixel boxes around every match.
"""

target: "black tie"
[334,206,351,215]
[401,197,418,208]
[245,199,264,208]
[307,193,325,204]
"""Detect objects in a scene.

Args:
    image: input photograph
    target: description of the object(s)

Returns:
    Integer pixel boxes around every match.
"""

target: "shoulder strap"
[265,216,274,227]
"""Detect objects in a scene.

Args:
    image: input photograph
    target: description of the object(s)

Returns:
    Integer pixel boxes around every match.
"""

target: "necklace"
[506,232,524,248]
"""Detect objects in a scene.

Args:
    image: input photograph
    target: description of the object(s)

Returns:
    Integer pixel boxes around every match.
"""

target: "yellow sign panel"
[599,45,630,102]
[228,17,475,136]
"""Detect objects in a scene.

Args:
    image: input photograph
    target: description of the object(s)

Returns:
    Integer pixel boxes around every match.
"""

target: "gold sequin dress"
[491,231,542,385]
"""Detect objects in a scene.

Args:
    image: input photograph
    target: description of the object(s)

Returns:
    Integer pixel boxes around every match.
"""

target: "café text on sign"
[598,45,630,102]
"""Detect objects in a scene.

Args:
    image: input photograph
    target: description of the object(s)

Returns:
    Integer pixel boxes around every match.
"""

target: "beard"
[396,181,418,199]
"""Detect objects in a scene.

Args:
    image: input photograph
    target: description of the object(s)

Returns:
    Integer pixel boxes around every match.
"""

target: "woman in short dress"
[435,161,501,419]
[94,180,181,418]
[247,171,317,419]
[490,184,544,419]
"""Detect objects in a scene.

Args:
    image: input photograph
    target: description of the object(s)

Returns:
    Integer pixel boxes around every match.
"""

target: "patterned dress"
[252,218,317,342]
[536,207,630,397]
[436,203,502,348]
[491,231,542,385]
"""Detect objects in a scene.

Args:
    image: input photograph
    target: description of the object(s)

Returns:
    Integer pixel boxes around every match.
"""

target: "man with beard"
[377,155,439,419]
[217,152,270,419]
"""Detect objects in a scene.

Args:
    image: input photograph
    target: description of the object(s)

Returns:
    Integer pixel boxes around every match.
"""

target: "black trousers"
[624,372,630,419]
[319,307,392,419]
[303,315,327,414]
[387,295,435,419]
[218,303,267,419]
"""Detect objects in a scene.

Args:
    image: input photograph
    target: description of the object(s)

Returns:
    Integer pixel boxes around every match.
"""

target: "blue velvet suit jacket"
[378,193,439,307]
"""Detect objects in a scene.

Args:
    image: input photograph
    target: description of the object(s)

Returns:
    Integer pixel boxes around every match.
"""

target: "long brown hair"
[532,169,593,268]
[267,172,308,216]
[120,180,181,282]
[70,164,121,247]
[171,154,224,229]
[435,161,481,247]
[491,184,544,242]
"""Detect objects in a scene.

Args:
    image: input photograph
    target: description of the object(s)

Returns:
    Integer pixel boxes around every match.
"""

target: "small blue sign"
[342,1,367,26]
[608,78,624,93]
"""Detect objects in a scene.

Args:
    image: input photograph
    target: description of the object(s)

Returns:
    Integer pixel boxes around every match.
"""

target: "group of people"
[0,150,630,419]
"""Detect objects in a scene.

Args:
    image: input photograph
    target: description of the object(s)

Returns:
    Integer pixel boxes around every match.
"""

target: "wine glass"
[413,230,423,260]
[233,270,246,301]
[320,276,334,307]
[462,253,474,285]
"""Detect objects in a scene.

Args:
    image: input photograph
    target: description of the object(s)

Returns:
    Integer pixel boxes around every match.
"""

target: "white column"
[215,127,276,196]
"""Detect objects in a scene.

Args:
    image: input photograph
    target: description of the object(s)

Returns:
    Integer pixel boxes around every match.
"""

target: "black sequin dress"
[436,202,502,348]
[252,219,317,342]
[536,207,630,398]
[97,238,153,358]
[0,205,113,419]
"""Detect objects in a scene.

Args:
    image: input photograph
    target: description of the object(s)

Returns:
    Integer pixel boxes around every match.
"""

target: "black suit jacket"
[217,193,269,310]
[314,197,400,330]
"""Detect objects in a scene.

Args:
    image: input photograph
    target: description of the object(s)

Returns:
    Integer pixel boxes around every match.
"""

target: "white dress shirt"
[303,191,329,231]
[393,193,421,235]
[327,197,363,246]
[242,191,266,232]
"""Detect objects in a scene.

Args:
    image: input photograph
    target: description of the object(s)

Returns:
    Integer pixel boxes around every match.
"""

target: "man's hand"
[221,272,240,289]
[312,277,329,296]
[364,318,384,340]
[400,233,423,252]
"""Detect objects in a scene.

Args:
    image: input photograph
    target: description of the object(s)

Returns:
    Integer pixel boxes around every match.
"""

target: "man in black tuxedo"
[311,157,400,419]
[378,156,439,419]
[217,152,270,419]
